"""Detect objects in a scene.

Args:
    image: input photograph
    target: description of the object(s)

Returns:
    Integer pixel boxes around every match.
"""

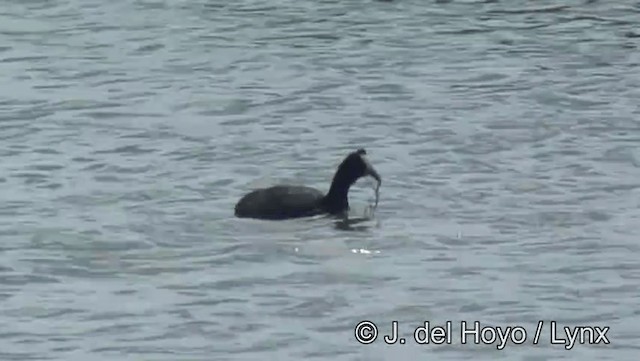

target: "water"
[1,0,639,360]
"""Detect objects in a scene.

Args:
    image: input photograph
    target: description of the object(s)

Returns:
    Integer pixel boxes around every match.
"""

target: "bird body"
[234,185,325,220]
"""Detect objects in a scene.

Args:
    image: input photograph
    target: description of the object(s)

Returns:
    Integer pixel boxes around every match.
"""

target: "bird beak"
[362,155,381,185]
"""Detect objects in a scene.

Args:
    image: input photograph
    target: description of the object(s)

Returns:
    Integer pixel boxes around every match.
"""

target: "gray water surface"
[1,0,639,360]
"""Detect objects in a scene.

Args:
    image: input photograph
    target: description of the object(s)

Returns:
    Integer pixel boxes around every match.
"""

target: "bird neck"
[323,167,356,213]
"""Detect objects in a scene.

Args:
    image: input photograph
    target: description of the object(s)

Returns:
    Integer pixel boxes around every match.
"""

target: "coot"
[234,148,381,220]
